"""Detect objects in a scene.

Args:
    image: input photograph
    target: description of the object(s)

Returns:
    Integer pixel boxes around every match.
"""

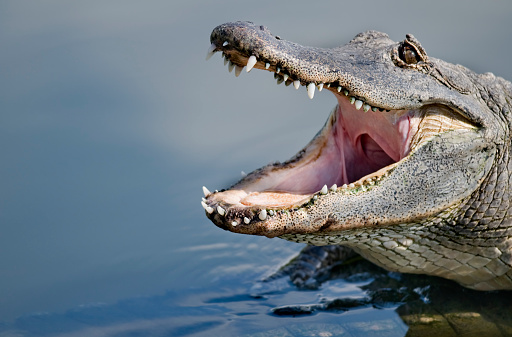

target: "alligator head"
[202,22,512,290]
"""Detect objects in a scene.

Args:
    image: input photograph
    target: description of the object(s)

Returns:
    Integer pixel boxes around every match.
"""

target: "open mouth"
[202,29,475,236]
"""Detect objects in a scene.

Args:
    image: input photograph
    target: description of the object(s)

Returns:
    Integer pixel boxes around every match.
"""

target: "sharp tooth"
[246,55,257,72]
[341,184,348,189]
[268,210,274,216]
[223,55,228,66]
[330,184,337,191]
[307,83,315,99]
[343,89,349,96]
[202,186,211,197]
[372,107,378,112]
[355,100,363,110]
[276,67,280,73]
[244,217,250,224]
[276,77,283,85]
[206,43,216,60]
[363,103,371,112]
[337,86,342,92]
[265,62,270,69]
[283,74,289,81]
[217,206,226,216]
[201,201,214,214]
[326,83,331,88]
[235,65,244,77]
[232,221,238,227]
[349,97,355,104]
[293,80,300,89]
[222,41,229,47]
[259,209,267,220]
[285,80,291,86]
[228,61,235,72]
[241,171,247,177]
[349,183,355,188]
[317,83,324,91]
[320,184,328,195]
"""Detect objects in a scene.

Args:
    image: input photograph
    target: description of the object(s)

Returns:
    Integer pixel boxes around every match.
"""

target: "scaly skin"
[202,22,512,290]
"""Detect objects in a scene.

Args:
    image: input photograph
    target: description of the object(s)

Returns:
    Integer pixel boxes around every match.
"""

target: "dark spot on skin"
[320,219,336,231]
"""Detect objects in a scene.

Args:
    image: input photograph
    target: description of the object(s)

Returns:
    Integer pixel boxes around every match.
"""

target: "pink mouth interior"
[268,96,412,195]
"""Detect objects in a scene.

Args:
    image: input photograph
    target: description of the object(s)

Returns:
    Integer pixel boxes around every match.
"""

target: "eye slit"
[399,45,421,65]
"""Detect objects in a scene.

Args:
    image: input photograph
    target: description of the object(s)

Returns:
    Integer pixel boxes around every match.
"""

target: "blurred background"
[0,1,511,336]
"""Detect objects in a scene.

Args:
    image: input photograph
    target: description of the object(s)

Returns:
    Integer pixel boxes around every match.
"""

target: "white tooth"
[355,100,363,110]
[276,67,280,73]
[206,43,216,60]
[241,170,247,177]
[313,195,318,200]
[222,41,229,47]
[228,61,235,72]
[326,83,331,88]
[307,83,315,99]
[349,183,355,188]
[317,83,324,91]
[235,65,243,77]
[244,217,250,224]
[330,184,337,191]
[349,97,355,104]
[246,55,257,72]
[372,107,378,112]
[343,89,349,96]
[232,221,238,227]
[293,80,300,89]
[265,62,270,69]
[217,206,226,216]
[337,86,342,92]
[202,186,211,197]
[283,74,289,81]
[268,210,274,216]
[201,202,214,214]
[320,184,328,195]
[259,209,267,220]
[363,103,370,112]
[342,184,348,189]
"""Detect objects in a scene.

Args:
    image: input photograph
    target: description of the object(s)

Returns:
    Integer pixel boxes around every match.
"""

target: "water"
[1,1,511,335]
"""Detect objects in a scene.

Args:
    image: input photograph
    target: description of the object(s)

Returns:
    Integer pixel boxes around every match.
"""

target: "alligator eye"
[399,45,421,65]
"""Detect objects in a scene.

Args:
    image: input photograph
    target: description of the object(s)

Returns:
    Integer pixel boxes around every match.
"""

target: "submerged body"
[202,22,512,290]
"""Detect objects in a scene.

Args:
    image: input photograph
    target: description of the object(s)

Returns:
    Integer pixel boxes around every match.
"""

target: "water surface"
[1,1,511,335]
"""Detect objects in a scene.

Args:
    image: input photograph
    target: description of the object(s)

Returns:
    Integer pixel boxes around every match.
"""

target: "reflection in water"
[3,254,512,337]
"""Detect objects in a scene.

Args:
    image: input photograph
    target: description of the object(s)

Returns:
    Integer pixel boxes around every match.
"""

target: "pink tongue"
[240,192,311,207]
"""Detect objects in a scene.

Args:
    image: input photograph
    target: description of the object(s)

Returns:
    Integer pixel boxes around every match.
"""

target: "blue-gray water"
[1,1,511,336]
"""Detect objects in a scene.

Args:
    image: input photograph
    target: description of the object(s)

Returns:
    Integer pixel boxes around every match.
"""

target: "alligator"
[201,21,512,291]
